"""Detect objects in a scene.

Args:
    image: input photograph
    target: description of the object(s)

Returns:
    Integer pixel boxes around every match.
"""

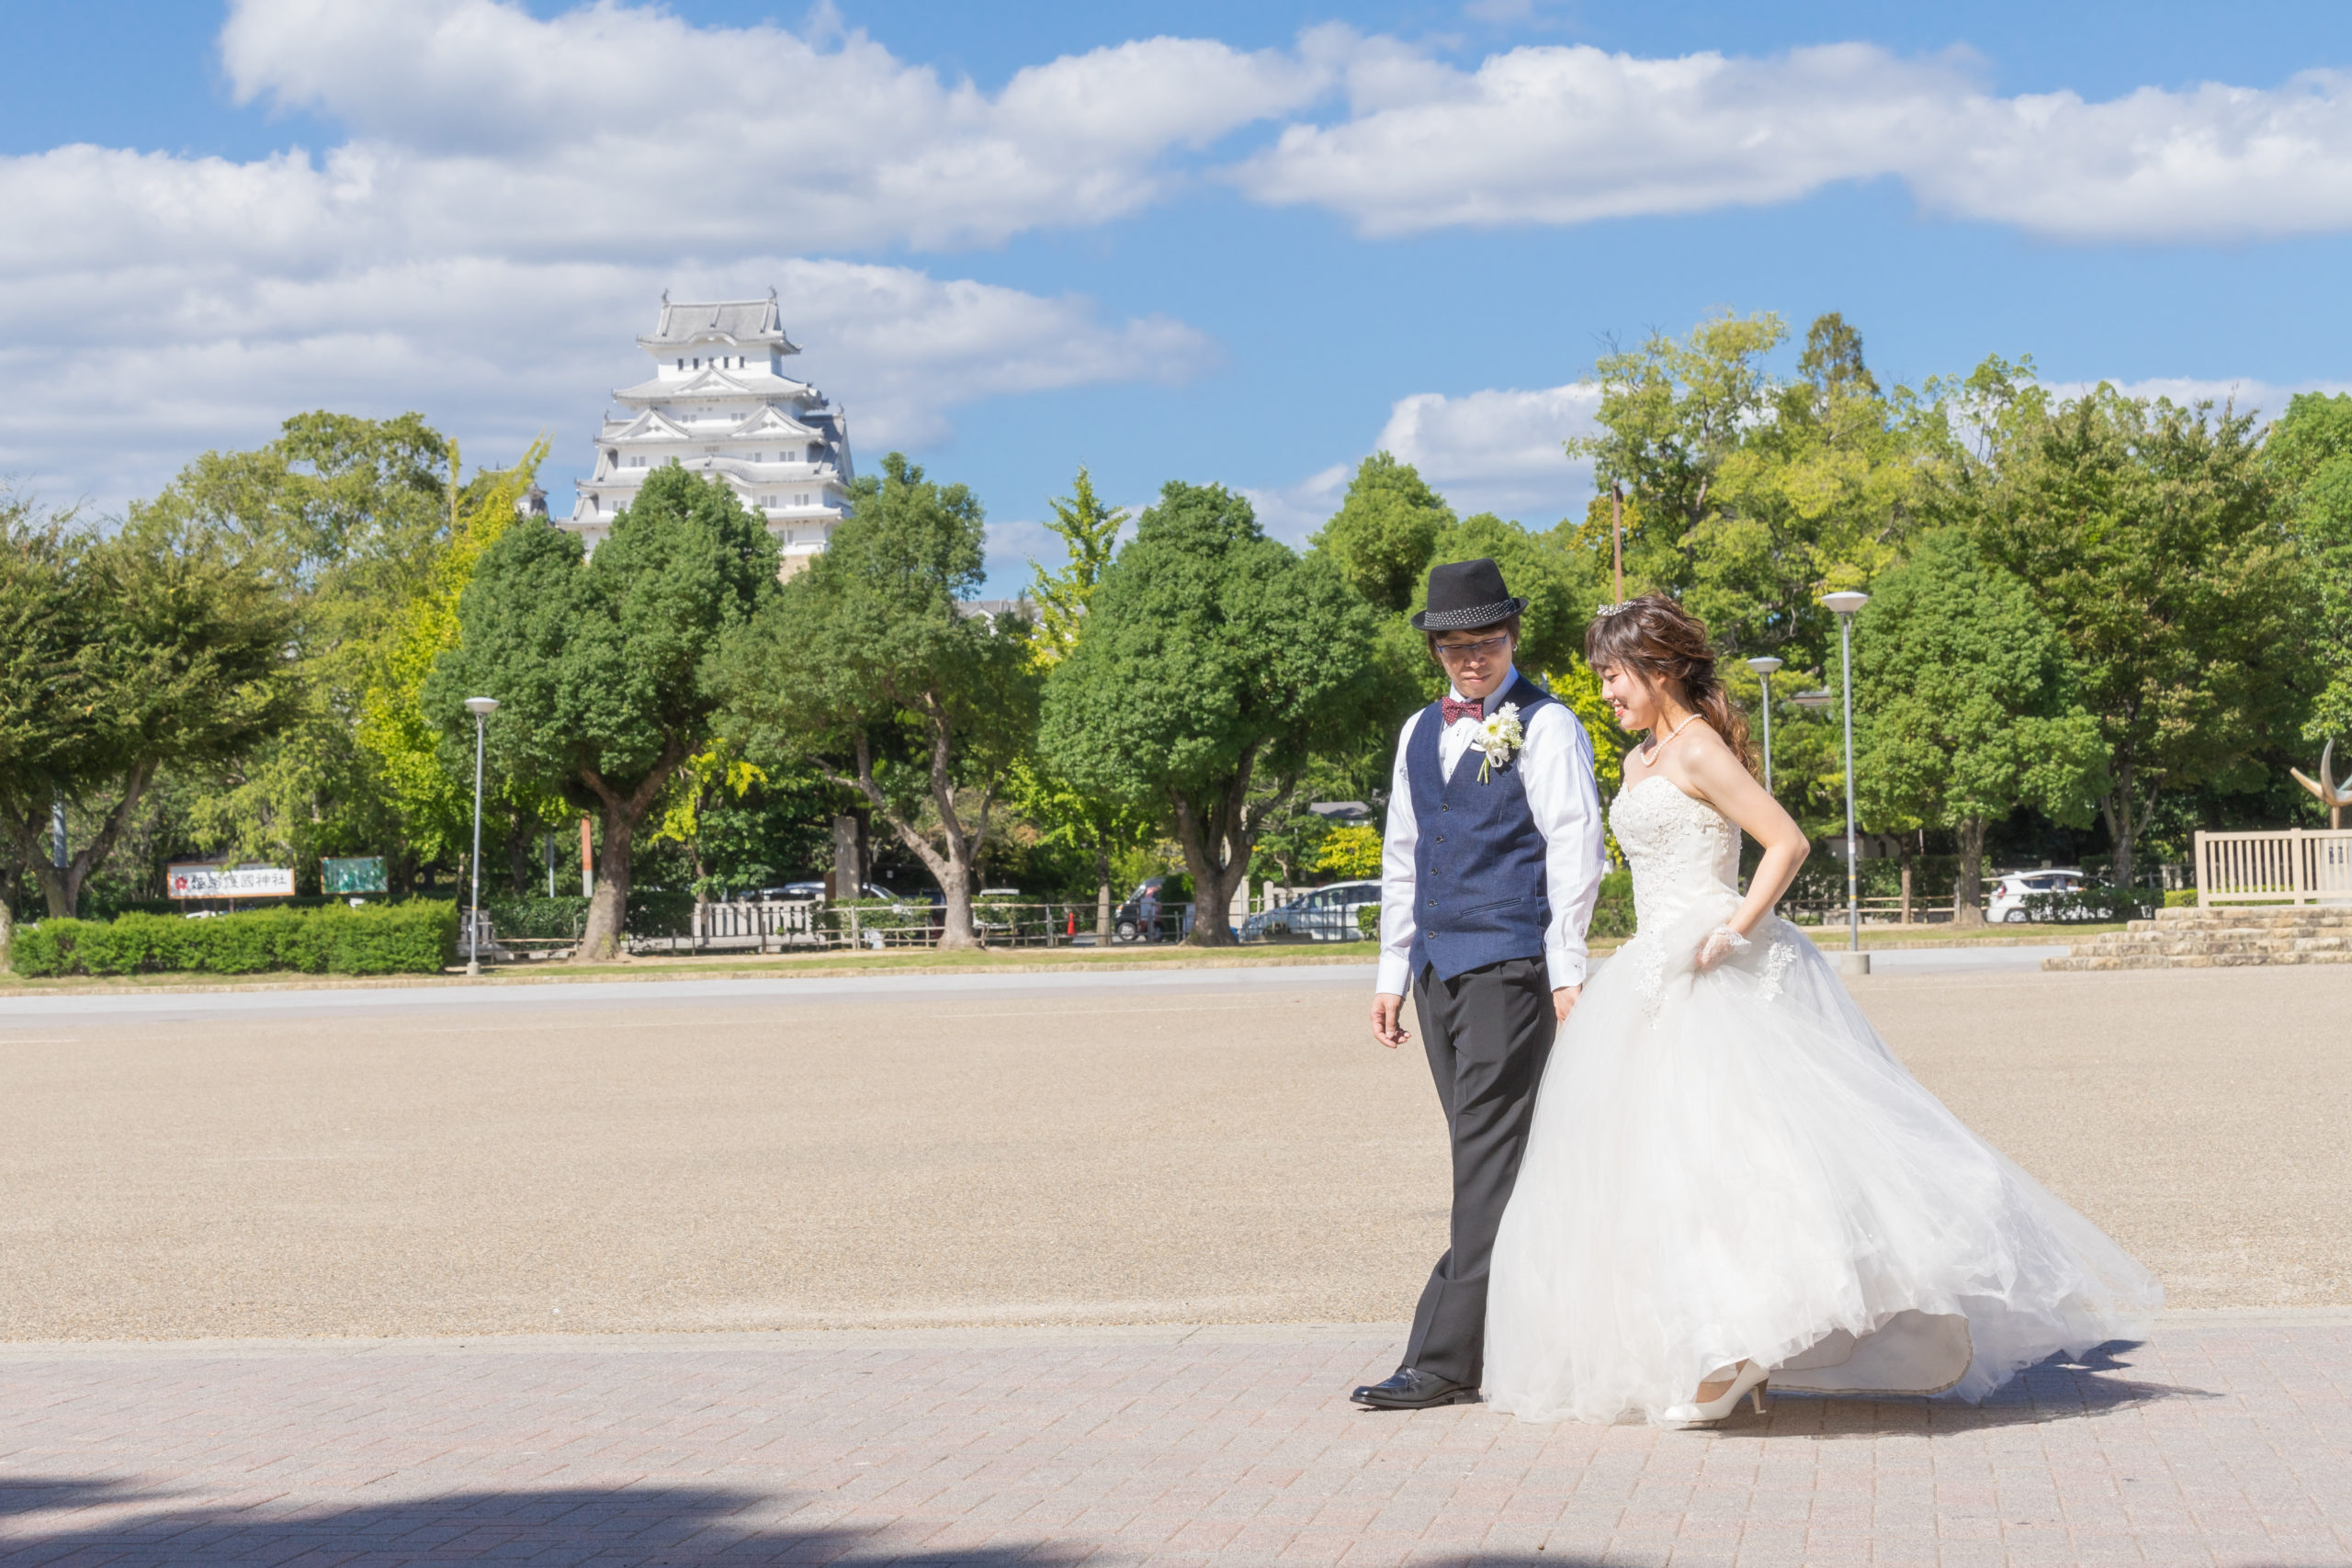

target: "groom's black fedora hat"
[1410,558,1528,632]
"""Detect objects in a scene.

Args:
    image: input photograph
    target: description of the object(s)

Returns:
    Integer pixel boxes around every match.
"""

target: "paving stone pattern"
[1,1320,2346,1567]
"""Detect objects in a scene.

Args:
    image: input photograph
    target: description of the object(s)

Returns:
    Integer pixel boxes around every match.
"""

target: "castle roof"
[612,364,817,403]
[638,293,799,353]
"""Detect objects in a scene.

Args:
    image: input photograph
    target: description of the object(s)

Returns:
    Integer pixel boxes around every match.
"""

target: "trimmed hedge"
[13,901,458,977]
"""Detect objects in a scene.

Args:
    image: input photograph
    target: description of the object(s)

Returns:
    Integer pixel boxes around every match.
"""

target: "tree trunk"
[572,749,682,963]
[578,803,634,962]
[1094,840,1113,940]
[0,887,13,974]
[2098,760,2155,916]
[1167,755,1296,949]
[842,715,996,950]
[22,766,151,920]
[1899,842,1914,926]
[1170,794,1247,948]
[1951,816,1987,927]
[505,807,536,897]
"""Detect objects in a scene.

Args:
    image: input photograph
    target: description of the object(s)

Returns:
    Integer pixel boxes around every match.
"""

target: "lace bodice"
[1610,775,1743,933]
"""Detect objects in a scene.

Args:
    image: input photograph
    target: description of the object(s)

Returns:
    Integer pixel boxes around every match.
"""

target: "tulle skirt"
[1483,909,2161,1426]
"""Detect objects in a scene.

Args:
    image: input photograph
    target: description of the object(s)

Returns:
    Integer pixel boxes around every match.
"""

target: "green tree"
[1572,310,1923,663]
[1853,530,2108,923]
[433,463,779,960]
[1028,466,1129,660]
[1040,481,1396,944]
[137,413,458,882]
[1570,310,1934,832]
[1411,513,1602,682]
[1020,466,1145,931]
[1314,452,1457,613]
[720,454,1039,948]
[0,504,299,926]
[1945,372,2316,891]
[2267,391,2352,744]
[355,440,557,882]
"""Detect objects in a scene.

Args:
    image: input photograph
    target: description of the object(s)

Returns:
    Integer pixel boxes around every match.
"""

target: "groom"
[1354,558,1607,1410]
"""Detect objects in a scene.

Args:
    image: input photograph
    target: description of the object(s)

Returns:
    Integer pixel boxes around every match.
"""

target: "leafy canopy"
[1315,452,1457,614]
[1043,480,1391,807]
[1854,528,2107,837]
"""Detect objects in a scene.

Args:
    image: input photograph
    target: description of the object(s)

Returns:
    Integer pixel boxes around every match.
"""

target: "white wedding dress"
[1483,775,2161,1425]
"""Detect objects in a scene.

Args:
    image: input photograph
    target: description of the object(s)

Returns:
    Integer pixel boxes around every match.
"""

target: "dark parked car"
[1112,875,1194,942]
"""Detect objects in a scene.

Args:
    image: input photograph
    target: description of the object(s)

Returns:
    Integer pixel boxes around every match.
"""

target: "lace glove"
[1694,924,1750,973]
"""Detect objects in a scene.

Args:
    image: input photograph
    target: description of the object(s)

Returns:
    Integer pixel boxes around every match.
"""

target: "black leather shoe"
[1349,1368,1481,1410]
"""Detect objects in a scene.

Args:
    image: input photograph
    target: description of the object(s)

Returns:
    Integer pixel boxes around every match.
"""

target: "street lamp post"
[1821,592,1871,952]
[1745,656,1783,793]
[464,696,500,976]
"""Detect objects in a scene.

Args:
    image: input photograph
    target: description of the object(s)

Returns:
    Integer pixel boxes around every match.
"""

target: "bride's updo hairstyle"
[1585,594,1758,779]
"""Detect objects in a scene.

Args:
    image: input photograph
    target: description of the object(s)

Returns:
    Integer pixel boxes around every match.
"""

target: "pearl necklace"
[1637,713,1700,764]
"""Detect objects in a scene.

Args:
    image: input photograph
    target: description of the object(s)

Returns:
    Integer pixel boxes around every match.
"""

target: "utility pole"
[1823,592,1871,953]
[1610,481,1625,604]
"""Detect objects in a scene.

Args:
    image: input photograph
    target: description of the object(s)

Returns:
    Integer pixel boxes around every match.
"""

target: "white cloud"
[2041,376,2352,420]
[17,0,2352,525]
[1232,43,2352,243]
[1239,463,1353,544]
[0,0,1257,514]
[213,0,1334,254]
[0,255,1213,519]
[1232,383,1597,556]
[1375,384,1600,519]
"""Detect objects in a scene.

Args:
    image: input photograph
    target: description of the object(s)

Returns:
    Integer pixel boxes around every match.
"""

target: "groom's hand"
[1553,985,1579,1022]
[1370,993,1410,1049]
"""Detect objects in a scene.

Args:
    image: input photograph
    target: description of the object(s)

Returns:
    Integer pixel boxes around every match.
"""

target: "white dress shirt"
[1375,667,1609,997]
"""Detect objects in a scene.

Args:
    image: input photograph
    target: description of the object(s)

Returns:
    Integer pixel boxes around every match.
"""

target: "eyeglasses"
[1433,634,1511,665]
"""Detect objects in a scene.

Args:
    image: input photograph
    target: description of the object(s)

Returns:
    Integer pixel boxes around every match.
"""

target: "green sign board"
[322,856,389,895]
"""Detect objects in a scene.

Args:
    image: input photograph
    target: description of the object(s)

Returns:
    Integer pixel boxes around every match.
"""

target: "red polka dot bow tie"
[1442,697,1484,725]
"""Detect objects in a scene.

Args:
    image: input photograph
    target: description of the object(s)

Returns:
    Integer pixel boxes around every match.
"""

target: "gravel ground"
[0,964,2339,1339]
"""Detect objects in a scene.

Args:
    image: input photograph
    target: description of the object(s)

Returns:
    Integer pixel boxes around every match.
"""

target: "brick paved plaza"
[2,960,2349,1564]
[2,1318,2347,1566]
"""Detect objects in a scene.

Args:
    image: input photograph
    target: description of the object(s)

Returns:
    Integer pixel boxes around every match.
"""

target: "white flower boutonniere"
[1472,703,1524,784]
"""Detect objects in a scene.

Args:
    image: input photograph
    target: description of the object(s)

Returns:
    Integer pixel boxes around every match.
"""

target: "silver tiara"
[1594,602,1633,618]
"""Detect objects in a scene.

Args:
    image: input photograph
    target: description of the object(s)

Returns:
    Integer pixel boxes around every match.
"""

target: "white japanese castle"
[563,292,854,573]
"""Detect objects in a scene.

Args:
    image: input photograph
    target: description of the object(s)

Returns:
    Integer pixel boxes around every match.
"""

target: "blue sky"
[4,1,2349,591]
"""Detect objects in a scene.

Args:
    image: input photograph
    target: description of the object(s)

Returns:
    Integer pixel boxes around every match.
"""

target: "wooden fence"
[2195,828,2352,905]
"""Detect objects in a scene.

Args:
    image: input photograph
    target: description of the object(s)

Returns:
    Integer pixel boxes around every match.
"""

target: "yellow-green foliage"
[355,440,548,859]
[1313,823,1384,879]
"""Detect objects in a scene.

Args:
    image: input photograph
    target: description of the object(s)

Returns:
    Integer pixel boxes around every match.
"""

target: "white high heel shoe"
[1662,1360,1770,1428]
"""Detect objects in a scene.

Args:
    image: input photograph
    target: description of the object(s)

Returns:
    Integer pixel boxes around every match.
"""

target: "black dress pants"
[1401,953,1558,1387]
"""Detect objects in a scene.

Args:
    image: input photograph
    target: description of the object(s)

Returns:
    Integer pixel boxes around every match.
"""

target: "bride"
[1483,595,2160,1427]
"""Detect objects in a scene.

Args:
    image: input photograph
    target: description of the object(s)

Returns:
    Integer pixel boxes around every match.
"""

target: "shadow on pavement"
[1740,1340,2216,1439]
[0,1480,1092,1567]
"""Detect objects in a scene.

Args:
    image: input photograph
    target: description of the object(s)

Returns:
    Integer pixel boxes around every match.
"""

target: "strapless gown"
[1482,775,2160,1425]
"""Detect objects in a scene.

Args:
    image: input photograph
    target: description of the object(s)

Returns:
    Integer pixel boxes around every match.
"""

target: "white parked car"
[1242,880,1383,942]
[1986,869,2086,923]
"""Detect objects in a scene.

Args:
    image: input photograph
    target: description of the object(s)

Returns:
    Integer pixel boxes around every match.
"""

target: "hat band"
[1419,598,1524,631]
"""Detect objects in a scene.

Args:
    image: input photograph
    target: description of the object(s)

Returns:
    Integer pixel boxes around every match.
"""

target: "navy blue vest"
[1407,674,1559,983]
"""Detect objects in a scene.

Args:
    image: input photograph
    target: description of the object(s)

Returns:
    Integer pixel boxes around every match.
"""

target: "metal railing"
[627,898,1178,955]
[2195,828,2352,905]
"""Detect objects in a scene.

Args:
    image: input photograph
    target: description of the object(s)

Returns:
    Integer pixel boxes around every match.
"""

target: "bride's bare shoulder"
[1664,723,1749,807]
